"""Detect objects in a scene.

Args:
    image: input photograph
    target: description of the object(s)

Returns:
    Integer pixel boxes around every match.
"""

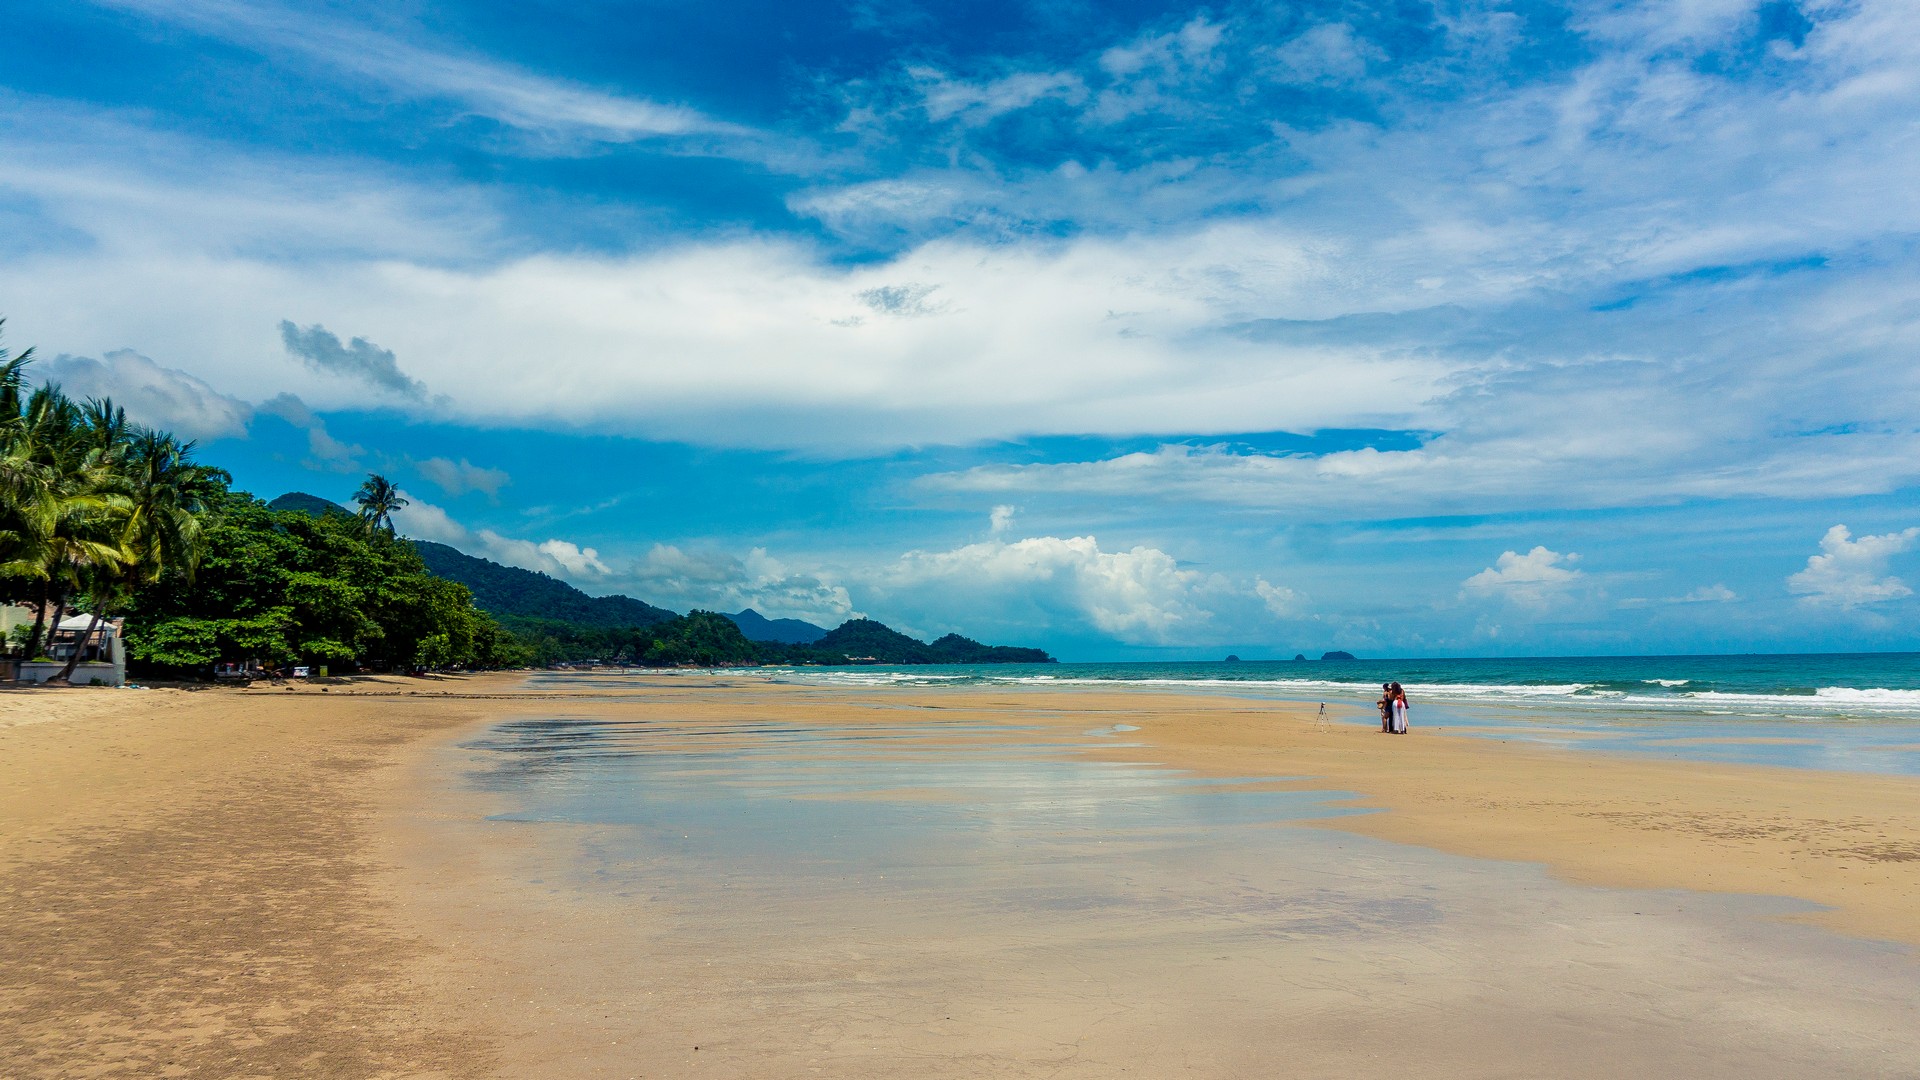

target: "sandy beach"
[5,672,1919,1077]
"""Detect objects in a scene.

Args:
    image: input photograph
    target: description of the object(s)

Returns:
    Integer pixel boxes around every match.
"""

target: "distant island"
[272,492,1055,668]
[1321,650,1358,661]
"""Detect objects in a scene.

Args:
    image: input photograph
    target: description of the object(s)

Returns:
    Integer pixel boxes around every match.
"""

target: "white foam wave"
[763,668,1920,718]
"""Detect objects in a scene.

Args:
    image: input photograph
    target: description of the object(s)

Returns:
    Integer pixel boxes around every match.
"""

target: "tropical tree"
[48,430,222,684]
[353,473,408,534]
[3,385,127,662]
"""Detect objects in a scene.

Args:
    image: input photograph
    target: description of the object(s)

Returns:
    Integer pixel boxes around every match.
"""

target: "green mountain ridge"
[270,492,1054,665]
[410,540,676,629]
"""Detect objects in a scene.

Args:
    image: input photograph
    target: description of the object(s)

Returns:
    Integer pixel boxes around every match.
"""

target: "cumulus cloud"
[279,320,427,399]
[1671,584,1738,604]
[1255,577,1301,617]
[1786,525,1920,607]
[867,535,1222,643]
[989,505,1016,534]
[1463,547,1583,604]
[391,495,611,581]
[622,544,856,625]
[413,456,510,498]
[36,349,250,441]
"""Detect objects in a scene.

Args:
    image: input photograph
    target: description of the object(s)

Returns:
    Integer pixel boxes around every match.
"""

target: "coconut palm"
[49,430,219,684]
[5,386,128,663]
[353,473,408,534]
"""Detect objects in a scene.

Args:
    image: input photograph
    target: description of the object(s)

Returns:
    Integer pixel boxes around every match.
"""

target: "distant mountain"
[724,609,827,644]
[268,491,1043,661]
[1321,650,1358,661]
[795,618,1054,664]
[813,618,935,662]
[925,633,1053,664]
[410,540,675,628]
[268,491,352,517]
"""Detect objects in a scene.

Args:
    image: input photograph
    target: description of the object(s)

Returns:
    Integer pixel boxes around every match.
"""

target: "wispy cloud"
[412,456,510,499]
[85,0,752,151]
[255,393,364,472]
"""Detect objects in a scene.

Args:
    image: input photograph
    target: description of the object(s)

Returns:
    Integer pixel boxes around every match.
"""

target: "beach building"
[18,615,127,686]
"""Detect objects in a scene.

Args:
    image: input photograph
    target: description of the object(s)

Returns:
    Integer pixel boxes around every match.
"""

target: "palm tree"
[353,473,408,534]
[6,386,125,662]
[50,429,219,684]
[0,324,50,578]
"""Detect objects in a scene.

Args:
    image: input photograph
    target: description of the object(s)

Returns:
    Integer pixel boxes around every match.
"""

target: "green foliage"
[811,617,936,662]
[925,633,1053,664]
[410,539,674,627]
[267,491,353,518]
[641,611,758,666]
[122,489,525,674]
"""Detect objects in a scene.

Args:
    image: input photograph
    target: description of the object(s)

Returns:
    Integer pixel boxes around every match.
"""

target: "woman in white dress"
[1390,683,1410,734]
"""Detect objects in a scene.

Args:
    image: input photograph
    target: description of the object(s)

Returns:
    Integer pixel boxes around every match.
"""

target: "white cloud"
[387,498,470,546]
[1254,577,1301,617]
[989,504,1016,534]
[1786,525,1920,607]
[867,535,1221,643]
[910,66,1086,125]
[4,0,1920,532]
[391,495,610,581]
[86,0,751,151]
[621,544,855,625]
[413,456,511,498]
[1671,584,1738,603]
[1268,24,1385,85]
[1463,546,1584,604]
[36,349,250,441]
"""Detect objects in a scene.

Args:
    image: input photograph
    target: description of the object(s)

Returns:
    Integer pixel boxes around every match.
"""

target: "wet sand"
[6,672,1920,1077]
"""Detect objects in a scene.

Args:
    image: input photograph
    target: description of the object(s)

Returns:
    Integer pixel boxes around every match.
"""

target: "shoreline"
[6,672,1918,1074]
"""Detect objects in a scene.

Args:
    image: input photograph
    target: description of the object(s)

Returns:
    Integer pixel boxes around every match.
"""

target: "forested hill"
[269,492,1051,663]
[266,491,353,517]
[271,492,674,628]
[409,540,675,628]
[801,618,1054,664]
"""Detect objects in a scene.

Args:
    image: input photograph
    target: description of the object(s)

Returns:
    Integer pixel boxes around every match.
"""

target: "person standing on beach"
[1390,682,1410,734]
[1377,683,1395,733]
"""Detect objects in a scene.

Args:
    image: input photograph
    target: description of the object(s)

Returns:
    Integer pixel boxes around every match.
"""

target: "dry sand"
[4,673,1918,1078]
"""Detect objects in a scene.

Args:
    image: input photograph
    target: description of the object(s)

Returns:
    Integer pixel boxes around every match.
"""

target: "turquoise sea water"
[748,652,1920,775]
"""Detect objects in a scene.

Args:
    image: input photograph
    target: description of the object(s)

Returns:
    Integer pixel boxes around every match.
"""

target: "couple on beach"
[1378,682,1409,734]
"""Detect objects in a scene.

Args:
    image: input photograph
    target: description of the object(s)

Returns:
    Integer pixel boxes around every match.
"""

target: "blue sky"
[6,0,1920,659]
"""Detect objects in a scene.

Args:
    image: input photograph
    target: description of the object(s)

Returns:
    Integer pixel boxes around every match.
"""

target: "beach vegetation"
[122,491,531,674]
[0,325,528,680]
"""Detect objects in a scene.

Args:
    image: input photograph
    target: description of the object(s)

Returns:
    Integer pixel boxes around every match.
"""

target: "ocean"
[751,652,1920,775]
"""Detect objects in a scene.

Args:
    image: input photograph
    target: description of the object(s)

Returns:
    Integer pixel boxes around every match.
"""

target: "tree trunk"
[48,604,105,686]
[21,578,50,661]
[35,584,68,662]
